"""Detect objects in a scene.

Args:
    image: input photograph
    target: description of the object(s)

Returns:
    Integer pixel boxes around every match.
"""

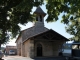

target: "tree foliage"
[46,0,80,41]
[0,0,43,45]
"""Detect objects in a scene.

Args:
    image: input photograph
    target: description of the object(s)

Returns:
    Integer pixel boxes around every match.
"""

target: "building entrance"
[37,44,42,56]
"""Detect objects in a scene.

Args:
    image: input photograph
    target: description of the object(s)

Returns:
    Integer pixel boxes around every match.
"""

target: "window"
[40,15,42,22]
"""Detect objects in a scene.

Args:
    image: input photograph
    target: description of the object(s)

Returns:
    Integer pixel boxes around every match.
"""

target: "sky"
[2,4,73,47]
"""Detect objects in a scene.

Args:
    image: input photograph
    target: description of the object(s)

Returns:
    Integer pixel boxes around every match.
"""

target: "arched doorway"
[37,43,42,57]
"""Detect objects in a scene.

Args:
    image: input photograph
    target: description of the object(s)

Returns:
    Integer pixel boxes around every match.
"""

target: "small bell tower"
[33,6,46,27]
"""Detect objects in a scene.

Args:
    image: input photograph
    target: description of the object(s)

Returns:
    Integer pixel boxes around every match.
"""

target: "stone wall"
[23,40,35,58]
[24,39,31,57]
[30,40,34,58]
[34,40,65,57]
[22,39,65,58]
[16,36,22,56]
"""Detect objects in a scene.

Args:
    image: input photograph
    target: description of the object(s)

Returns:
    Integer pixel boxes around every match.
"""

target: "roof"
[23,29,69,43]
[34,6,46,16]
[15,26,49,43]
[16,27,69,43]
[22,26,49,42]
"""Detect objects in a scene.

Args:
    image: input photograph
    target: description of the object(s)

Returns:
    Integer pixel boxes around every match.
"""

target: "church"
[15,7,69,58]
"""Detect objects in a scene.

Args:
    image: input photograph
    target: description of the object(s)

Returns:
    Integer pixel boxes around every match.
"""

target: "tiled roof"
[22,26,49,42]
[22,29,69,43]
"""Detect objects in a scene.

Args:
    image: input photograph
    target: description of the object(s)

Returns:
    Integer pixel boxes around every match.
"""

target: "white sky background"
[2,4,73,47]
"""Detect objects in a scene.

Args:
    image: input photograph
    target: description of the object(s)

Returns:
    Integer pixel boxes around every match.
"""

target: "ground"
[3,55,32,60]
[2,55,67,60]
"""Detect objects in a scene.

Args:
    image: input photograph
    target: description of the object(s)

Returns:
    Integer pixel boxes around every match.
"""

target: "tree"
[0,0,43,49]
[46,0,80,42]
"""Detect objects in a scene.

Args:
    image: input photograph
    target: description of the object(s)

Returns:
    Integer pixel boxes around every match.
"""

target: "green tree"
[0,0,43,49]
[46,0,80,42]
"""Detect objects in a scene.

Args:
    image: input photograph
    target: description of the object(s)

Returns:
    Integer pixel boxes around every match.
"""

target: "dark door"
[37,44,42,56]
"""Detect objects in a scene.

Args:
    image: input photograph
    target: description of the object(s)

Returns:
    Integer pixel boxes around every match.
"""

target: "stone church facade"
[15,7,69,58]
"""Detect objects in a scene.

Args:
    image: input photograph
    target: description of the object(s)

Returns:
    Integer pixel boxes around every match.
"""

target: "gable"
[29,29,69,41]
